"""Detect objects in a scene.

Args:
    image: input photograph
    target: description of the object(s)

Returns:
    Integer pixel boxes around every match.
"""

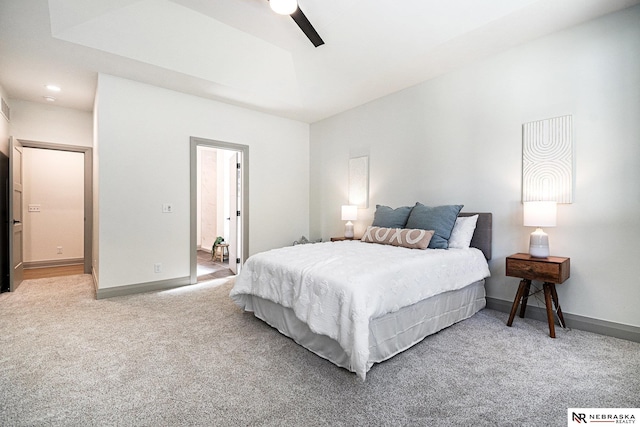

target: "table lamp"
[341,205,358,239]
[523,201,557,258]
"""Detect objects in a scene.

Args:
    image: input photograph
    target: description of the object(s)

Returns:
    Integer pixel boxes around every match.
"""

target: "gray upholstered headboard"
[458,212,492,260]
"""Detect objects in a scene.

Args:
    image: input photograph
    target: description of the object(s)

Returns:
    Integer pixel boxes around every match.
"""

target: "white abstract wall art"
[522,115,573,203]
[349,156,369,208]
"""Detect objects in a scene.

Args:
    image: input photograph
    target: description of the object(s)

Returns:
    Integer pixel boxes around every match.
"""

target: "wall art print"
[522,115,573,203]
[349,156,369,209]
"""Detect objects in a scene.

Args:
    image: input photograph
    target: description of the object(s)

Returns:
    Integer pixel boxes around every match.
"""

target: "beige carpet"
[1,275,639,426]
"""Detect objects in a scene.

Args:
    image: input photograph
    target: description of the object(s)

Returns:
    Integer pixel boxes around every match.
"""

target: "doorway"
[190,137,249,284]
[23,147,84,269]
[195,145,233,282]
[7,139,92,292]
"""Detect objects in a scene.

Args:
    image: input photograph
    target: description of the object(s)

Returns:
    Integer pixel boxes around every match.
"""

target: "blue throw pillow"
[405,203,463,249]
[371,205,413,229]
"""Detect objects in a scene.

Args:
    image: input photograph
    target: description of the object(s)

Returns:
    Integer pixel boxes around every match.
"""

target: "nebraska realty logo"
[568,408,639,425]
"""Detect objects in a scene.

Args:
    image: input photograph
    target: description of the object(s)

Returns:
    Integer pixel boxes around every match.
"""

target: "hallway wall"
[8,100,92,147]
[197,146,218,252]
[22,147,84,265]
[0,84,9,156]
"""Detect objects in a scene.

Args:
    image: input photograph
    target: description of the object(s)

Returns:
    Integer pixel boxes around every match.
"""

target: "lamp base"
[344,221,354,239]
[529,228,550,258]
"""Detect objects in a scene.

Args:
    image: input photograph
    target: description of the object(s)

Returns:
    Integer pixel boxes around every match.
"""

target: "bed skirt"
[243,279,486,377]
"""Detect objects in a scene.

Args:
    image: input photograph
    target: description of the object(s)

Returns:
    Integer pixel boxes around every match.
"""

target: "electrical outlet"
[28,204,41,212]
[57,246,63,254]
[162,204,173,213]
[154,263,162,273]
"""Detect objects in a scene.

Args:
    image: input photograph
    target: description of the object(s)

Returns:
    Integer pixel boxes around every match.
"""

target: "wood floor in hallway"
[23,264,85,280]
[197,250,234,282]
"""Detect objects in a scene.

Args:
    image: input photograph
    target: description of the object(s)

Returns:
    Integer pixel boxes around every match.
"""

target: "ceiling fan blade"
[291,7,324,47]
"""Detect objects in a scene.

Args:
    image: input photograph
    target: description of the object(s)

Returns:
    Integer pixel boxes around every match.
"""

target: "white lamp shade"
[523,201,557,227]
[341,205,358,221]
[270,0,297,15]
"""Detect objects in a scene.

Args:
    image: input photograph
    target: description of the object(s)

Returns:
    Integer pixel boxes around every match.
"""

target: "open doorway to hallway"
[17,143,92,283]
[195,145,233,282]
[194,142,246,283]
[4,139,91,293]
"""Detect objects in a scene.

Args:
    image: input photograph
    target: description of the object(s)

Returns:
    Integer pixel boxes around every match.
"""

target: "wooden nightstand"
[330,237,354,242]
[506,253,570,338]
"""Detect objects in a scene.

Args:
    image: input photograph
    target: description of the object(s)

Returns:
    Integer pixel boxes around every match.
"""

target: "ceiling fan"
[269,0,325,47]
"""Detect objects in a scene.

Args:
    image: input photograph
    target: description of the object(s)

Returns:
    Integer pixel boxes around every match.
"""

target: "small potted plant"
[212,236,225,260]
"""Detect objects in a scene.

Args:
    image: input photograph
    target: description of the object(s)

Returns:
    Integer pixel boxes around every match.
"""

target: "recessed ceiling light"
[45,84,61,92]
[43,96,56,102]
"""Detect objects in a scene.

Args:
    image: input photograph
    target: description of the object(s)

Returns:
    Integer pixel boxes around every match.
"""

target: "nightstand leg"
[519,280,531,318]
[507,280,528,327]
[543,283,556,338]
[549,283,566,329]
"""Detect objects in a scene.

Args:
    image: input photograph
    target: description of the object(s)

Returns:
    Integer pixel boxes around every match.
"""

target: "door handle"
[13,220,21,224]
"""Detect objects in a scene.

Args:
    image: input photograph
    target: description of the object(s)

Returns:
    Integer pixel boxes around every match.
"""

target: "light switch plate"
[28,204,41,212]
[162,204,173,213]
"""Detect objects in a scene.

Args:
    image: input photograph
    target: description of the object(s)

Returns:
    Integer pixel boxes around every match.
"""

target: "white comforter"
[230,240,490,379]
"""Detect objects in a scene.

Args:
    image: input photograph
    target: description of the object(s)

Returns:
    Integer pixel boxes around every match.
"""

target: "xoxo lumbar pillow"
[361,226,434,249]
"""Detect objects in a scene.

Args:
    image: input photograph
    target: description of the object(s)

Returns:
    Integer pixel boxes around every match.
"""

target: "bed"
[230,211,492,380]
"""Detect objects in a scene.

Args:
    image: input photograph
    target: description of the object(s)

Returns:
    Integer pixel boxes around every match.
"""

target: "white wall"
[199,147,218,251]
[9,100,92,147]
[95,74,309,289]
[6,99,93,273]
[0,84,9,156]
[22,147,84,264]
[92,93,100,279]
[310,7,640,328]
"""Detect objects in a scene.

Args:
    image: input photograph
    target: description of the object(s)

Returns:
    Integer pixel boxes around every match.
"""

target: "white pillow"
[448,215,478,249]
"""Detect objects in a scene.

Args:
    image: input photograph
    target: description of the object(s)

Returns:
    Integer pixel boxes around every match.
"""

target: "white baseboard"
[24,258,84,269]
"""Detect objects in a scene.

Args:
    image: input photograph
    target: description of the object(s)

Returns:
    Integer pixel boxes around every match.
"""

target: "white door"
[9,137,24,291]
[227,153,240,274]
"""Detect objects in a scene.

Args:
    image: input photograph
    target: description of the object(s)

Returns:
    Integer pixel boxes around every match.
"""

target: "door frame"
[189,137,249,284]
[226,151,239,275]
[9,137,23,291]
[17,140,93,275]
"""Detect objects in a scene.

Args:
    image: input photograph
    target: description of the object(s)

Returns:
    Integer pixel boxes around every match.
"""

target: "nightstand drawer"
[506,254,570,284]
